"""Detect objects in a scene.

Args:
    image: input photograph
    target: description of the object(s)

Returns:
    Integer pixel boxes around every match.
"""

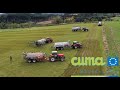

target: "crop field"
[0,21,119,77]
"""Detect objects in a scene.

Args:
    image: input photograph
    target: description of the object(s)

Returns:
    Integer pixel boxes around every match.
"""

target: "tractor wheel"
[61,57,65,62]
[32,59,36,63]
[75,46,77,49]
[56,47,59,50]
[50,57,55,62]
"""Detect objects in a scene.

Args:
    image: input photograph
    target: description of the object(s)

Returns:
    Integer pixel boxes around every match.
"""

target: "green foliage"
[52,16,63,24]
[64,16,75,23]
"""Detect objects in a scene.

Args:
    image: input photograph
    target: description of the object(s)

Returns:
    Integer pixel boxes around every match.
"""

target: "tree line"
[0,13,119,29]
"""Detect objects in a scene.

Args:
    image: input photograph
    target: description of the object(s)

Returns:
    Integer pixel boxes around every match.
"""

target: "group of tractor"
[72,21,102,32]
[24,39,82,63]
[23,21,102,63]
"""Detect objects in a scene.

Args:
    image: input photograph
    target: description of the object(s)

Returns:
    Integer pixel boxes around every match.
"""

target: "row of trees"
[0,13,119,29]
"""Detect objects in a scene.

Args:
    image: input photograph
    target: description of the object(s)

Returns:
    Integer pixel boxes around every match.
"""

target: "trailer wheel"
[32,59,36,63]
[28,59,32,63]
[61,57,65,62]
[56,47,59,50]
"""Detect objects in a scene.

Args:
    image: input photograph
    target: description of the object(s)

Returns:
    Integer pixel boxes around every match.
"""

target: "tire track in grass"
[62,24,104,77]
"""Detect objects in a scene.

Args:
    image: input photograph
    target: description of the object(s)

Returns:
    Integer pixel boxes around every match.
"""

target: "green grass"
[0,22,104,77]
[104,21,120,76]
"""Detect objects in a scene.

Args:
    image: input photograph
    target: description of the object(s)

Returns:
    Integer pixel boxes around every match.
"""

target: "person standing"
[10,56,12,63]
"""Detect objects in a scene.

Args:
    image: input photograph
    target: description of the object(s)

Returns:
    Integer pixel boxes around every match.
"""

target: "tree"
[52,16,63,24]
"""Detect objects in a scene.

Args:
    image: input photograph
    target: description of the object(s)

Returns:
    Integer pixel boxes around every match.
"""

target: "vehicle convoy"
[23,51,65,63]
[53,40,82,50]
[72,26,89,32]
[35,37,53,46]
[98,21,102,26]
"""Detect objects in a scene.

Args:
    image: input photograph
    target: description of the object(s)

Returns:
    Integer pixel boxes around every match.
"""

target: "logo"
[71,57,106,66]
[107,57,119,66]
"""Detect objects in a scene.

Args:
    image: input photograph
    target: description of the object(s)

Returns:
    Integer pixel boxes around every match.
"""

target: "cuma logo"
[107,57,119,66]
[71,57,106,66]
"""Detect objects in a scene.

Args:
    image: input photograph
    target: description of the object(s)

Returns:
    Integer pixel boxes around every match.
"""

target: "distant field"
[0,22,106,77]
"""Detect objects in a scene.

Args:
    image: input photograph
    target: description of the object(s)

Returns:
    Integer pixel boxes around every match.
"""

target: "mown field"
[103,21,120,76]
[0,22,106,77]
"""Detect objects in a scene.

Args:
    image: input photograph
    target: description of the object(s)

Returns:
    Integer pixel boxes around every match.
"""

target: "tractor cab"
[51,51,58,55]
[73,41,79,44]
[51,51,58,57]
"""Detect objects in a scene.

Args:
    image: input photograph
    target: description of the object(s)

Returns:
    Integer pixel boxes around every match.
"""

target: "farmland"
[103,21,120,76]
[0,21,119,77]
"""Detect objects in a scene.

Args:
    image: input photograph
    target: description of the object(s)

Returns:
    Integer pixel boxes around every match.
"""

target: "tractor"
[82,27,89,31]
[71,41,82,49]
[49,51,65,62]
[98,21,102,26]
[45,37,53,43]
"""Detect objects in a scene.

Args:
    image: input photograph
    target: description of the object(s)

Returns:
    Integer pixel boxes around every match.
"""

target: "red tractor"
[49,51,65,62]
[45,37,53,43]
[71,41,82,49]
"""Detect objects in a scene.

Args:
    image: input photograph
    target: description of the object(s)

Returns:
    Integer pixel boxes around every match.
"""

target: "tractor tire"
[56,47,59,50]
[60,57,65,62]
[50,57,55,62]
[75,46,77,49]
[32,59,36,63]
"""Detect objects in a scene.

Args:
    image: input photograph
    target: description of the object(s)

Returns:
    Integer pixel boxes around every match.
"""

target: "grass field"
[0,21,119,77]
[103,21,120,76]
